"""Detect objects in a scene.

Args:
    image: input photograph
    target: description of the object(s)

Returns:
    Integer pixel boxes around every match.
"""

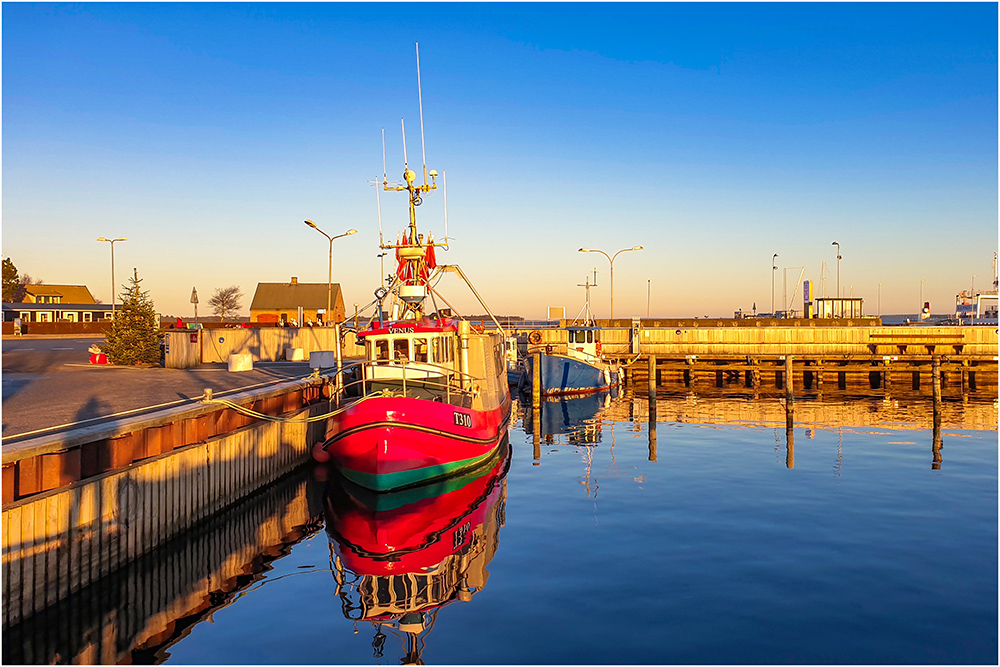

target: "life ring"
[596,341,603,357]
[528,330,542,345]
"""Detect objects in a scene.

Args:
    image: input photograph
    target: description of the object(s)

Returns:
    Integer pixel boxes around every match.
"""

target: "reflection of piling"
[785,404,795,469]
[648,422,657,462]
[647,354,657,461]
[932,356,943,469]
[932,404,942,470]
[648,399,658,463]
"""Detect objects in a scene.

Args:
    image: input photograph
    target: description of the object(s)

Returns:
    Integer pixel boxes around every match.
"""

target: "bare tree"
[208,285,243,321]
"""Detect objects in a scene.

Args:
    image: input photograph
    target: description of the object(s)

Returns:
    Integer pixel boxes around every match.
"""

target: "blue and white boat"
[519,324,620,396]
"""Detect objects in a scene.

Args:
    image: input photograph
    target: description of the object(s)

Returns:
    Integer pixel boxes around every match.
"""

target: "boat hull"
[317,394,511,491]
[521,353,618,397]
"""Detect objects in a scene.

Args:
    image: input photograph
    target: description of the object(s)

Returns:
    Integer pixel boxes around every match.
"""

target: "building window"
[83,312,92,322]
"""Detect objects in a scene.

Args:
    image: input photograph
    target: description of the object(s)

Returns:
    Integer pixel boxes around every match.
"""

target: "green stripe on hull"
[340,445,500,492]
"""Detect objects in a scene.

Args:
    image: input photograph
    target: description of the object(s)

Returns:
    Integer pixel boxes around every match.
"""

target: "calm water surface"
[10,392,996,665]
[156,391,997,665]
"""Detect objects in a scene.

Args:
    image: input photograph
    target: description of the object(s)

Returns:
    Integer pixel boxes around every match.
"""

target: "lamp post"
[646,279,651,319]
[919,279,925,319]
[831,241,841,299]
[578,246,644,320]
[772,253,779,316]
[377,252,388,284]
[96,237,127,316]
[304,220,357,326]
[878,282,882,317]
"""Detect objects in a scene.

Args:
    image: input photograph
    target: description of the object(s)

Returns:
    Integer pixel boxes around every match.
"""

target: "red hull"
[316,393,511,490]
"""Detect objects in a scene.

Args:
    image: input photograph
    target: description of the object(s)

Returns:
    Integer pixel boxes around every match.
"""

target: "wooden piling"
[932,355,942,406]
[784,355,794,405]
[647,354,656,402]
[531,352,542,410]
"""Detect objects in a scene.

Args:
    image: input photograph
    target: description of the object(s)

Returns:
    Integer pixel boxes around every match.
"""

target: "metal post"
[334,323,343,405]
[772,253,779,315]
[111,242,117,314]
[327,237,333,326]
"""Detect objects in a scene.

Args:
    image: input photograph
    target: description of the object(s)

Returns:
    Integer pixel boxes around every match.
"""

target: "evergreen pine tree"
[103,270,161,365]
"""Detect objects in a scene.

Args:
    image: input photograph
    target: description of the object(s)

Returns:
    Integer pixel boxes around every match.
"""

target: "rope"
[203,392,382,423]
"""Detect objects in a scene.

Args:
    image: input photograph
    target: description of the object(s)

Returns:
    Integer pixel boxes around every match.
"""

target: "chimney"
[290,277,298,285]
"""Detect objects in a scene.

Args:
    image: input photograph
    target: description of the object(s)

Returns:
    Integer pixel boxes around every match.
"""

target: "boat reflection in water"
[323,434,510,664]
[519,391,614,446]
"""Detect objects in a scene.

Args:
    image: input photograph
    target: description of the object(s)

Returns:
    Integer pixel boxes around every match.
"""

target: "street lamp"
[831,241,841,299]
[771,253,779,316]
[578,246,644,320]
[304,220,357,326]
[878,282,882,317]
[96,237,127,316]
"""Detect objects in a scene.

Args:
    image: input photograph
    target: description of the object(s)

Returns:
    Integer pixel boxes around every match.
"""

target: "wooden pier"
[519,320,998,397]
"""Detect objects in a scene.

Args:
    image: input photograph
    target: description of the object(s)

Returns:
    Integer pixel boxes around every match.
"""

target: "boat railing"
[333,358,483,406]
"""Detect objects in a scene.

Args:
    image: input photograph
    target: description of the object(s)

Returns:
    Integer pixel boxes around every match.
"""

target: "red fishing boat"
[312,46,511,491]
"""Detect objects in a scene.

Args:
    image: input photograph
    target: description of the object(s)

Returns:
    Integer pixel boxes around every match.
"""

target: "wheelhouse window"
[393,338,409,361]
[374,339,389,362]
[414,338,429,363]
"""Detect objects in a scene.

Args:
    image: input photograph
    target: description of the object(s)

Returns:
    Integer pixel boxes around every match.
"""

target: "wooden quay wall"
[1,376,332,629]
[4,471,324,665]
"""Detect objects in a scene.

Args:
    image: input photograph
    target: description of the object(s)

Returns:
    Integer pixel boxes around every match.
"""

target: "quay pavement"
[2,334,332,441]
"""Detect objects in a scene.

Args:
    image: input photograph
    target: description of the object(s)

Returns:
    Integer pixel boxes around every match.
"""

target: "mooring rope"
[202,390,398,424]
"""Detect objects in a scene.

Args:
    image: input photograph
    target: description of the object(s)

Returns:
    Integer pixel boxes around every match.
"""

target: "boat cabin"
[358,321,459,381]
[565,325,603,363]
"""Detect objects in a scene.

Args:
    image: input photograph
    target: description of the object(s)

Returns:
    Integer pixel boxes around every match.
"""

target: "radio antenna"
[381,128,388,185]
[416,42,428,186]
[373,177,384,245]
[443,169,449,245]
[400,118,408,169]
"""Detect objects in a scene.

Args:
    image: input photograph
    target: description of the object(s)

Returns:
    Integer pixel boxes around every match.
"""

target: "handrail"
[327,358,482,405]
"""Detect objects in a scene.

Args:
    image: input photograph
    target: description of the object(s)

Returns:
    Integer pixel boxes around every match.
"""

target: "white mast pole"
[381,128,388,185]
[416,42,428,186]
[400,118,408,169]
[443,169,449,245]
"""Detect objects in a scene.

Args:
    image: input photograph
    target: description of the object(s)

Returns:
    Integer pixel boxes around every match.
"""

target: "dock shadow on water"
[2,467,326,665]
[4,390,996,664]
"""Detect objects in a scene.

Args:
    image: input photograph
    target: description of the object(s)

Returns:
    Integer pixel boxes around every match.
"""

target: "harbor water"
[5,391,997,664]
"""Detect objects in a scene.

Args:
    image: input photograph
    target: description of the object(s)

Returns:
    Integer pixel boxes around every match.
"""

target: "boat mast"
[379,43,448,321]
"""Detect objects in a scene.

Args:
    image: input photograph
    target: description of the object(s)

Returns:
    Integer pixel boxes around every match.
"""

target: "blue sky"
[3,2,996,319]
